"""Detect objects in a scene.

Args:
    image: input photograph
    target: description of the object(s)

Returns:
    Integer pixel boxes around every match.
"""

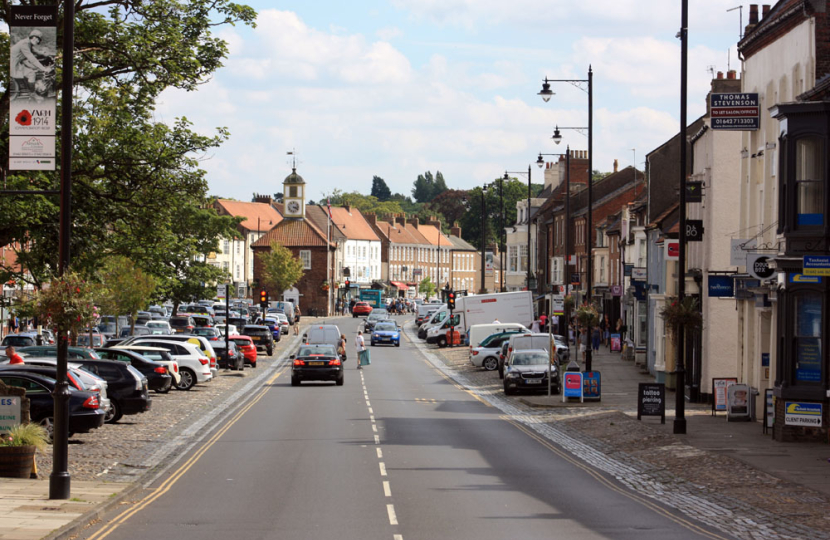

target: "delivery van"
[467,323,527,349]
[457,291,534,334]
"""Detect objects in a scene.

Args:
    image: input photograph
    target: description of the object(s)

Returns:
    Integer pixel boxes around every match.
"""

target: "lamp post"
[504,167,534,294]
[675,0,689,435]
[479,184,488,293]
[537,149,572,332]
[539,66,594,371]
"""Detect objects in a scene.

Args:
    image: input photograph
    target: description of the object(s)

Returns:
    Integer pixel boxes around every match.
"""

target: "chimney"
[451,223,461,237]
[727,70,737,80]
[717,71,723,79]
[427,217,441,228]
[614,159,619,173]
[407,217,420,227]
[749,4,758,24]
[366,213,378,225]
[762,4,770,18]
[395,214,407,226]
[253,193,273,205]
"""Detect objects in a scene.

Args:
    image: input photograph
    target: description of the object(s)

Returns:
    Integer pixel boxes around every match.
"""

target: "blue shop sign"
[708,275,734,297]
[790,274,822,284]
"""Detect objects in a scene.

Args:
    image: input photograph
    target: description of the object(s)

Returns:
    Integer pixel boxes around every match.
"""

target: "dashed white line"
[372,424,378,433]
[376,448,383,459]
[379,462,387,476]
[374,435,380,444]
[368,407,374,414]
[370,415,376,422]
[383,481,392,497]
[387,504,398,525]
[366,401,371,407]
[393,535,403,540]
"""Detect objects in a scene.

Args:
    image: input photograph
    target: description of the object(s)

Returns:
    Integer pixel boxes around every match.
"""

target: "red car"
[352,302,373,317]
[228,335,257,367]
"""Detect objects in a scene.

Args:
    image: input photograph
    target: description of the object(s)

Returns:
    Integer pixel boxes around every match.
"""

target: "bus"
[359,289,383,308]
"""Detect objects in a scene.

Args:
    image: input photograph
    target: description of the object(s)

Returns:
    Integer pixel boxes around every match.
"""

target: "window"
[508,246,518,272]
[300,250,311,269]
[795,137,824,226]
[519,245,528,273]
[794,292,822,383]
[223,240,229,254]
[236,242,241,255]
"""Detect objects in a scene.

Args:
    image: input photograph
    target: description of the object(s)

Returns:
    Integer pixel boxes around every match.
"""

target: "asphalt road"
[79,315,735,540]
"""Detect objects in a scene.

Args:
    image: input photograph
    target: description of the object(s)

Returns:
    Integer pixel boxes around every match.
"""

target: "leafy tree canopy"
[370,176,392,201]
[258,241,305,297]
[412,171,448,203]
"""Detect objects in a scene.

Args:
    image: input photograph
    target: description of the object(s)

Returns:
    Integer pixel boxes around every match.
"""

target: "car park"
[503,349,560,395]
[212,340,245,371]
[0,372,105,440]
[352,301,373,317]
[241,325,274,356]
[119,338,211,391]
[96,347,174,393]
[370,322,401,347]
[290,344,343,386]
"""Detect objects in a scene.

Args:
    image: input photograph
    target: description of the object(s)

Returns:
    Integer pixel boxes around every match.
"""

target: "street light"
[480,184,488,293]
[538,66,594,372]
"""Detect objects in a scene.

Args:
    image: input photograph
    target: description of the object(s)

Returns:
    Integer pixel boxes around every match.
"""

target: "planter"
[0,445,36,478]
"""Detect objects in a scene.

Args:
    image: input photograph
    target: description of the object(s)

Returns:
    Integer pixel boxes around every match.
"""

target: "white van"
[304,324,342,350]
[467,323,528,350]
[416,303,444,325]
[425,313,463,346]
[418,307,450,339]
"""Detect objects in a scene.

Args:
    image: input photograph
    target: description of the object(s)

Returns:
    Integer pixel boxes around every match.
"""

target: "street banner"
[9,5,57,171]
[484,252,494,277]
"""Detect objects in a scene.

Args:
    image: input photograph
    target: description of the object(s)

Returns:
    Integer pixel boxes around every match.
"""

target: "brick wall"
[773,398,829,442]
[252,245,330,315]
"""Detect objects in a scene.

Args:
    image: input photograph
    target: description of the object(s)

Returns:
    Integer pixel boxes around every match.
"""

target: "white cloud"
[377,26,403,40]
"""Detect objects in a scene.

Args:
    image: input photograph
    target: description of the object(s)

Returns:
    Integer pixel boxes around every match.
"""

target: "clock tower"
[283,167,306,219]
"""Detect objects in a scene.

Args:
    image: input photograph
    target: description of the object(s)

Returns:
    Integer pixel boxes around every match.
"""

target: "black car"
[191,314,213,328]
[502,349,560,395]
[69,358,152,423]
[290,344,343,386]
[212,340,244,371]
[95,347,174,393]
[0,371,105,440]
[241,325,273,356]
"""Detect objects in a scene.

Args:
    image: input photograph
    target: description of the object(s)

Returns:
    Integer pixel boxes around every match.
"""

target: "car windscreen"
[298,346,336,357]
[511,353,549,365]
[374,324,397,332]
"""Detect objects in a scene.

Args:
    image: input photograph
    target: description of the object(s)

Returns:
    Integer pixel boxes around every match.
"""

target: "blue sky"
[156,0,745,203]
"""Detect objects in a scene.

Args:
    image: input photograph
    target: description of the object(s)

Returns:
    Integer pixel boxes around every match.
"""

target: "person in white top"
[492,318,500,324]
[531,319,541,333]
[354,331,366,369]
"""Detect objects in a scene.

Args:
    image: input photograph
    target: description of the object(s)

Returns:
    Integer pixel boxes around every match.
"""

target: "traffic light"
[345,279,350,289]
[259,289,268,308]
[447,291,455,311]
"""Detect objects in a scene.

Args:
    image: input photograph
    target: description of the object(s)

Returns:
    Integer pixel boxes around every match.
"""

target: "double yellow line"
[86,370,283,540]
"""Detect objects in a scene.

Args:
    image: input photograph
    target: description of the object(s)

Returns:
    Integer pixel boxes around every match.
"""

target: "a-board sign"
[637,383,665,423]
[610,333,621,352]
[583,371,601,401]
[712,377,737,414]
[763,389,774,435]
[0,396,22,433]
[727,383,751,421]
[562,372,583,403]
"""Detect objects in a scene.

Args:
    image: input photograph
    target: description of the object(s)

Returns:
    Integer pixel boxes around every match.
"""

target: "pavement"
[2,319,830,540]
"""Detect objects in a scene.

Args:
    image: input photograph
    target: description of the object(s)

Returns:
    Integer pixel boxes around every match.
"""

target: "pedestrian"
[599,315,608,345]
[539,313,547,332]
[616,318,623,339]
[337,334,347,362]
[7,314,18,335]
[568,321,575,345]
[349,298,356,314]
[355,329,368,369]
[579,327,588,362]
[492,318,501,324]
[5,346,23,365]
[531,318,541,333]
[335,298,341,315]
[592,326,601,352]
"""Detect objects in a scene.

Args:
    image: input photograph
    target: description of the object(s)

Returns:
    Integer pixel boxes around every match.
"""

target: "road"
[79,315,735,540]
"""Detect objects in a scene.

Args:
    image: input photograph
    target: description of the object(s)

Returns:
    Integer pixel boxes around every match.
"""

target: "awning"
[390,281,408,290]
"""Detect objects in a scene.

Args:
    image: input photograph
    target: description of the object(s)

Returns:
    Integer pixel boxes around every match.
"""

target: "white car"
[122,334,218,378]
[111,345,181,387]
[145,320,172,334]
[215,323,238,337]
[120,338,211,390]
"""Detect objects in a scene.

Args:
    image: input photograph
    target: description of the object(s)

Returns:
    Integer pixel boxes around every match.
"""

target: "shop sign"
[784,402,822,427]
[710,93,760,130]
[707,275,734,297]
[727,383,750,420]
[685,219,704,242]
[624,264,633,277]
[665,240,679,261]
[637,383,665,423]
[610,333,621,352]
[712,377,737,414]
[685,181,703,203]
[730,238,757,266]
[790,274,822,284]
[583,371,601,401]
[0,396,22,433]
[610,285,622,296]
[631,267,647,280]
[562,372,583,402]
[747,254,774,280]
[803,255,830,276]
[552,294,564,316]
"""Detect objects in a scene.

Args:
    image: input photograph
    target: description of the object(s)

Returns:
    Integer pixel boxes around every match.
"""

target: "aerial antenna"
[707,65,715,79]
[287,149,298,170]
[727,5,743,40]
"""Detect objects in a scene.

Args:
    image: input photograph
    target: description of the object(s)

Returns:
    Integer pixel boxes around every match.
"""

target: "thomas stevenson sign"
[710,93,760,130]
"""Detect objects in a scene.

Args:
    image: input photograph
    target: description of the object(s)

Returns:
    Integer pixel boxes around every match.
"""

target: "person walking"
[5,346,24,365]
[531,318,541,333]
[355,330,368,369]
[592,326,601,352]
[579,326,588,363]
[337,334,347,363]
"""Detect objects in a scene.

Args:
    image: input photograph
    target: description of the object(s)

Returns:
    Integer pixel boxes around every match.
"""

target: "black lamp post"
[479,184,488,293]
[675,0,689,435]
[539,66,594,371]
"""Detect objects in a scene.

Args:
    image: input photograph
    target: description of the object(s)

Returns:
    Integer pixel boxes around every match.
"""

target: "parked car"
[119,326,152,338]
[470,330,529,371]
[16,345,102,360]
[120,337,212,390]
[76,333,107,348]
[61,358,151,423]
[227,335,257,368]
[145,320,172,334]
[192,327,222,341]
[1,333,37,355]
[241,325,273,356]
[352,302,373,317]
[228,317,249,330]
[290,344,343,386]
[0,371,105,440]
[274,313,291,335]
[498,333,558,379]
[123,334,217,378]
[169,315,196,334]
[109,345,180,389]
[212,340,244,371]
[255,317,282,342]
[96,347,174,393]
[303,324,341,350]
[503,349,560,395]
[191,314,213,328]
[370,322,401,347]
[0,358,113,414]
[215,323,238,337]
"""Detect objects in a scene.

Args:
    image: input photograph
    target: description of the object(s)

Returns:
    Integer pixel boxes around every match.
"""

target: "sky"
[154,0,746,203]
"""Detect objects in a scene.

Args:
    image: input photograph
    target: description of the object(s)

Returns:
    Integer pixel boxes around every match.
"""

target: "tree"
[412,171,435,203]
[97,256,158,334]
[258,241,305,299]
[419,277,436,300]
[433,171,448,199]
[272,192,284,203]
[459,178,530,249]
[371,176,392,201]
[0,0,257,287]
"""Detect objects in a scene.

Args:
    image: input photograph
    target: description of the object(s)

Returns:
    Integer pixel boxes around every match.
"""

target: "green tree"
[418,277,436,300]
[371,176,392,201]
[97,256,158,334]
[258,241,305,299]
[432,171,448,199]
[412,171,435,203]
[0,0,256,286]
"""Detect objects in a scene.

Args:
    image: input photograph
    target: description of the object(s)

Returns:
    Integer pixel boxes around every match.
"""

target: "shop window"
[794,291,823,383]
[795,137,824,227]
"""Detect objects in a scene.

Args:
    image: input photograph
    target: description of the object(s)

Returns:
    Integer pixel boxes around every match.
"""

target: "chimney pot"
[717,71,724,79]
[614,159,619,173]
[749,4,759,25]
[727,70,737,80]
[762,4,770,18]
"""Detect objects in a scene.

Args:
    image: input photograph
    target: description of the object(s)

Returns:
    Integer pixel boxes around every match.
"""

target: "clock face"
[287,200,300,214]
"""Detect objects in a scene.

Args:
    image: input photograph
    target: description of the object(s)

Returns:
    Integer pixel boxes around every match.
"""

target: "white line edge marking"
[383,481,391,497]
[376,448,383,458]
[379,462,387,476]
[387,504,398,525]
[394,536,403,540]
[366,401,371,407]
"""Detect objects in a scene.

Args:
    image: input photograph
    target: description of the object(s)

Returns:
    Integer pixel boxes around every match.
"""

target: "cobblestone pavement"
[32,331,300,483]
[409,326,830,540]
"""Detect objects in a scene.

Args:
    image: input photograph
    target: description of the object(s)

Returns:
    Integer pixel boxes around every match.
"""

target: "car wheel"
[483,357,498,371]
[438,337,447,348]
[177,368,196,391]
[554,384,561,394]
[504,385,514,396]
[156,380,172,394]
[395,342,400,347]
[291,376,300,387]
[105,400,122,424]
[370,341,375,346]
[336,375,344,386]
[267,348,273,356]
[39,416,54,443]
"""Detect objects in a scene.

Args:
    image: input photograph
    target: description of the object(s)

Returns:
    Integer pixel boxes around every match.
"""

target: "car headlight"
[505,371,519,379]
[373,334,380,338]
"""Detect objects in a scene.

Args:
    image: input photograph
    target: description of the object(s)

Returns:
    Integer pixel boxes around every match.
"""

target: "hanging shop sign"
[664,240,679,261]
[710,93,760,130]
[747,253,774,280]
[9,5,57,171]
[707,275,734,297]
[730,238,757,266]
[685,181,703,203]
[631,267,647,280]
[685,220,704,242]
